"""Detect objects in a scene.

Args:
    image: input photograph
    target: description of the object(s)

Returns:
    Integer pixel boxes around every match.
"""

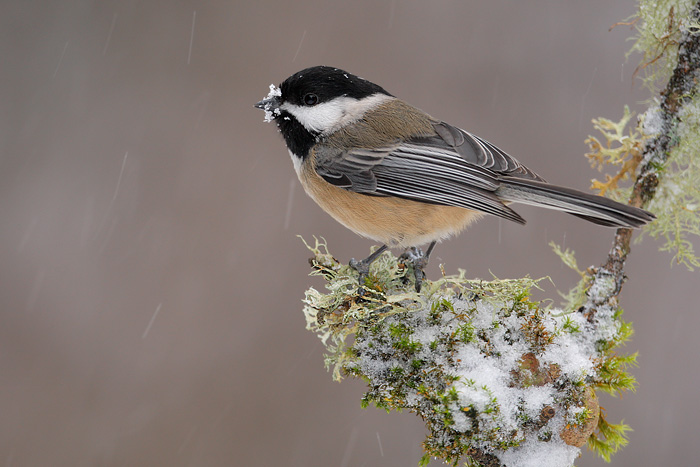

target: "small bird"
[256,66,654,291]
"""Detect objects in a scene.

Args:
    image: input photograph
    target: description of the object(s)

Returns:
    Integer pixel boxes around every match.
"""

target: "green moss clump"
[301,238,636,466]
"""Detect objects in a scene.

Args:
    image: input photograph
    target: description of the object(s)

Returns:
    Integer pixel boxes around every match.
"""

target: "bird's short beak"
[254,95,281,111]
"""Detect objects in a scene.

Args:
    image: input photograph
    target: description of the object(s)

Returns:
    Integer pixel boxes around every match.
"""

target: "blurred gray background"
[1,1,697,466]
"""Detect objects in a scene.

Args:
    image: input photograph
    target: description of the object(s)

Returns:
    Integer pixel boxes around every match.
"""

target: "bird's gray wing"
[428,121,545,181]
[314,121,542,224]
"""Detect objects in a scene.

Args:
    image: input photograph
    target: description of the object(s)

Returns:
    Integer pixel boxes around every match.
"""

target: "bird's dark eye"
[303,93,319,106]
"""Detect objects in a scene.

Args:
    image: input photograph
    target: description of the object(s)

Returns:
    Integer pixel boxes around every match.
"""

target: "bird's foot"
[399,247,430,292]
[349,256,372,290]
[399,242,436,292]
[349,245,388,296]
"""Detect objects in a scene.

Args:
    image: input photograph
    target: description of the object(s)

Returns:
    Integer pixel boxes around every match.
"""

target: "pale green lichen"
[548,242,590,313]
[585,106,645,203]
[628,0,699,92]
[588,0,700,269]
[585,99,700,270]
[642,94,700,269]
[301,239,636,466]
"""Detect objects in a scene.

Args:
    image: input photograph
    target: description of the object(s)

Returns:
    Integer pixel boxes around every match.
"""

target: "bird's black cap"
[279,66,392,106]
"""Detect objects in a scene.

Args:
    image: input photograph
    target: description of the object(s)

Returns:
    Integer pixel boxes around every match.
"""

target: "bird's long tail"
[496,177,655,228]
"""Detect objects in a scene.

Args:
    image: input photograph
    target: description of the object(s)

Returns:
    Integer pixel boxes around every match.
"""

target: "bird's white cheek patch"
[281,94,393,135]
[280,100,347,134]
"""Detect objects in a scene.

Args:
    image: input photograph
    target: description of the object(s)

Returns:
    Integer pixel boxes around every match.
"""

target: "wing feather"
[312,118,653,229]
[313,121,540,224]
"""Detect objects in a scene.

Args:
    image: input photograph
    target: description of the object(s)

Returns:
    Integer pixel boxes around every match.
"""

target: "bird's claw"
[349,257,371,292]
[349,245,389,296]
[399,247,429,292]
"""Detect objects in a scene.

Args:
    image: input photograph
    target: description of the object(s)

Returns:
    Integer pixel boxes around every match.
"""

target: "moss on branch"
[301,237,635,466]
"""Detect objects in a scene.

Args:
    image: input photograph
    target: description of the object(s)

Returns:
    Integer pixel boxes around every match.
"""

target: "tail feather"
[496,177,655,228]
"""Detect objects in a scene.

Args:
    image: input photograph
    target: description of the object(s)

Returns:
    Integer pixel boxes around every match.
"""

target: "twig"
[582,1,700,317]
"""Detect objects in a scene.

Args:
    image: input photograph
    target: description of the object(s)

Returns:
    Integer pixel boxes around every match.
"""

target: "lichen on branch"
[301,237,635,467]
[582,0,700,320]
[588,0,700,271]
[585,106,645,201]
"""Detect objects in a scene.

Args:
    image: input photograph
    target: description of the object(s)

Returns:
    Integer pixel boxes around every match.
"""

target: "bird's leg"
[399,241,436,292]
[349,244,388,290]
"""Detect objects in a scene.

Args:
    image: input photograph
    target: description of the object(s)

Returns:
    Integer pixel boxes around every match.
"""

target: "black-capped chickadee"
[255,66,654,291]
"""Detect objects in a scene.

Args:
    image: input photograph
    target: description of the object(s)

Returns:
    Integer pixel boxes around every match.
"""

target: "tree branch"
[582,0,700,318]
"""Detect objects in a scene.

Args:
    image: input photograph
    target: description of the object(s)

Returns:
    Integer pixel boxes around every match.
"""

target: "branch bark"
[582,1,700,318]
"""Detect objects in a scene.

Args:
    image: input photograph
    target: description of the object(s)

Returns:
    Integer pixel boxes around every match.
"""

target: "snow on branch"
[301,237,633,467]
